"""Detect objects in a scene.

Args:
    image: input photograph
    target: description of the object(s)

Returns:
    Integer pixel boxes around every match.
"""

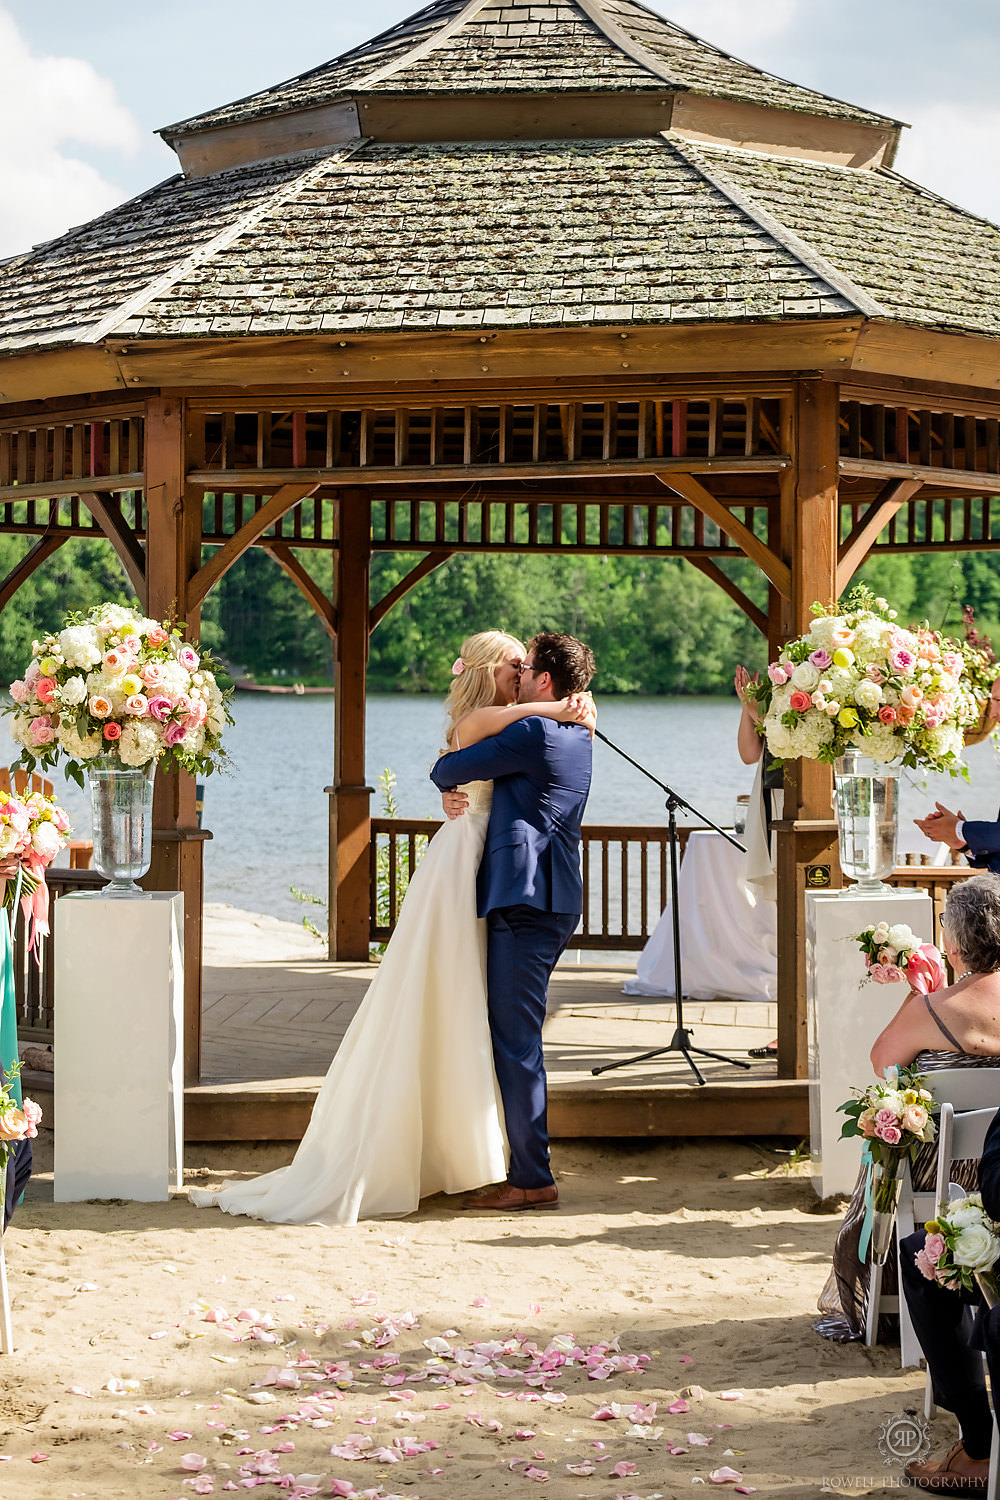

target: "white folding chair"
[863,1070,1000,1363]
[0,1242,10,1353]
[923,1102,999,1499]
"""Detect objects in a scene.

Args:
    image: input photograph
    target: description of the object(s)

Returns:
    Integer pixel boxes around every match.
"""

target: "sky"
[1,0,999,257]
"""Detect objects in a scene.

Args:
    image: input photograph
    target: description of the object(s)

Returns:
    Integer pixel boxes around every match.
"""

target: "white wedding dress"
[190,779,507,1225]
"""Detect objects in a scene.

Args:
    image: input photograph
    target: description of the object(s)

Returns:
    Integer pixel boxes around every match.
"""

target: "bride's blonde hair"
[443,630,525,740]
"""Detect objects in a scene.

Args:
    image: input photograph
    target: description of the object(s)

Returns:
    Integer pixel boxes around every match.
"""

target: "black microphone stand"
[591,729,753,1086]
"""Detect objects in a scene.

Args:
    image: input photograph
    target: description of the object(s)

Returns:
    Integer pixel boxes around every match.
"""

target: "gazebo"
[2,0,1000,1109]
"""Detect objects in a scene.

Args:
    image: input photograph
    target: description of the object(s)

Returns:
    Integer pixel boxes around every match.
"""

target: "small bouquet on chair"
[917,1192,1000,1306]
[0,785,70,957]
[852,921,946,991]
[0,1061,41,1221]
[839,1065,937,1265]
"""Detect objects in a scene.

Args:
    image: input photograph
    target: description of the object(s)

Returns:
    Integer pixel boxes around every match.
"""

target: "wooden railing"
[370,818,698,950]
[15,867,106,1040]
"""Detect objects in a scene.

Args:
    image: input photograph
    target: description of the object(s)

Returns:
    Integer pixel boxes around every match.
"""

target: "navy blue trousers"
[900,1229,1000,1460]
[486,905,578,1190]
[4,1138,31,1230]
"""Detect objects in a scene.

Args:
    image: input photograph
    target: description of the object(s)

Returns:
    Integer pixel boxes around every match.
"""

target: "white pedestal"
[54,892,184,1202]
[807,887,932,1199]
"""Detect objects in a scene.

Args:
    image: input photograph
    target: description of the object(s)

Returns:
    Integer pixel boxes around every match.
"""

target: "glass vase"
[975,1268,1000,1308]
[87,758,156,897]
[870,1152,904,1266]
[834,750,900,895]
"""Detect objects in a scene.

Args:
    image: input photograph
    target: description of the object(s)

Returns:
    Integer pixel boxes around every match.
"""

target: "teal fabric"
[0,915,21,1107]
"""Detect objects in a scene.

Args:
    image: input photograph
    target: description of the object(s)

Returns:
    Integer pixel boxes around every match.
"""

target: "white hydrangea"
[94,604,142,633]
[56,721,103,761]
[854,679,883,713]
[177,726,206,757]
[58,625,102,670]
[59,674,87,706]
[924,723,963,763]
[852,617,894,659]
[857,722,903,763]
[805,615,844,653]
[117,720,164,768]
[9,712,35,749]
[825,666,858,702]
[155,659,193,698]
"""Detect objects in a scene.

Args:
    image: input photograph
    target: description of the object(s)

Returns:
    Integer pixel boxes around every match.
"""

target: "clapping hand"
[914,802,965,849]
[734,665,760,723]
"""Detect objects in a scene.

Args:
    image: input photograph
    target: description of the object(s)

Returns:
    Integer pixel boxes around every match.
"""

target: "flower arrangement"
[0,1061,41,1174]
[838,1064,936,1163]
[853,922,946,990]
[743,587,977,776]
[6,604,231,787]
[0,786,70,954]
[916,1192,1000,1293]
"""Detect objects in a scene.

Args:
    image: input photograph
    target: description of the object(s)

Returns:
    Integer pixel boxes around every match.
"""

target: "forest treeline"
[0,531,997,695]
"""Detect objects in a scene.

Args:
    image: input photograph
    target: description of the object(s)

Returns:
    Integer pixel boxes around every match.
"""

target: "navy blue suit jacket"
[430,717,592,917]
[962,820,1000,876]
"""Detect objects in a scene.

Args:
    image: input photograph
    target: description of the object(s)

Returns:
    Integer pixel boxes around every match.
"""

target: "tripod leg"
[686,1044,752,1071]
[592,1046,682,1077]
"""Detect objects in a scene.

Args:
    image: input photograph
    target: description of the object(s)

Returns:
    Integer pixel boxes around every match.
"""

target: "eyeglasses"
[516,663,537,677]
[938,912,948,929]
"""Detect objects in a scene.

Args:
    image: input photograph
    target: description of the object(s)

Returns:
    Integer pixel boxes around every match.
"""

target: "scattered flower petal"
[180,1453,208,1471]
[709,1467,744,1485]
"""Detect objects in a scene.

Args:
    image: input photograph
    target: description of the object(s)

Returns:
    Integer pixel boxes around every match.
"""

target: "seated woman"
[816,872,1000,1341]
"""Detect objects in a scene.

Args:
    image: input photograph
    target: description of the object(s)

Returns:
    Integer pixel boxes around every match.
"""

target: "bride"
[190,630,593,1225]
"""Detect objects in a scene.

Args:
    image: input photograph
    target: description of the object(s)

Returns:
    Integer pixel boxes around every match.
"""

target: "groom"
[431,632,595,1211]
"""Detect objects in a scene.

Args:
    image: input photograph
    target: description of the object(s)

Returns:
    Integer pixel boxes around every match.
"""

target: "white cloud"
[0,8,141,257]
[661,0,801,54]
[891,102,1000,226]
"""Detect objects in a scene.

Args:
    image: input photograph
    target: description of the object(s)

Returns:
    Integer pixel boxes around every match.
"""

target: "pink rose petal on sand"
[189,1478,214,1495]
[611,1461,638,1478]
[528,1303,542,1316]
[471,1296,490,1308]
[667,1399,690,1414]
[719,1391,743,1401]
[679,1355,693,1363]
[180,1453,208,1470]
[688,1432,712,1446]
[29,1453,49,1463]
[735,1489,757,1495]
[169,1431,194,1442]
[709,1467,744,1484]
[524,1465,549,1482]
[67,1386,93,1398]
[567,1462,596,1476]
[515,1430,536,1441]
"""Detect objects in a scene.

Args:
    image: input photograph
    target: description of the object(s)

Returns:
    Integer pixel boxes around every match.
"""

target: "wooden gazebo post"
[143,393,210,1082]
[775,379,840,1077]
[329,489,373,961]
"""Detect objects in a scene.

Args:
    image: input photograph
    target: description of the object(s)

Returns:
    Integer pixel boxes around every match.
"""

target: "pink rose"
[185,699,207,726]
[51,807,70,833]
[923,697,948,728]
[808,649,833,670]
[122,635,141,654]
[906,944,946,996]
[177,646,200,672]
[875,1107,898,1129]
[942,651,963,677]
[767,663,789,685]
[147,696,173,722]
[173,694,193,716]
[28,717,54,746]
[163,721,187,748]
[915,1246,938,1280]
[9,680,28,704]
[867,666,885,684]
[876,1123,902,1145]
[924,1231,946,1264]
[24,662,40,687]
[35,677,57,704]
[789,690,812,712]
[21,1098,41,1139]
[889,647,916,674]
[868,962,888,983]
[103,722,122,741]
[124,694,148,716]
[147,627,168,649]
[882,964,905,983]
[140,663,164,688]
[103,648,128,673]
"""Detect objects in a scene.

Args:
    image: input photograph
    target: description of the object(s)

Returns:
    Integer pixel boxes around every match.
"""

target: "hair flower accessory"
[451,657,465,676]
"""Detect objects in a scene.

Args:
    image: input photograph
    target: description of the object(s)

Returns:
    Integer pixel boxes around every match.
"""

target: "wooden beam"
[330,491,372,962]
[79,489,147,606]
[835,478,923,595]
[654,471,791,597]
[187,456,789,491]
[0,473,143,503]
[0,529,68,611]
[369,553,453,631]
[188,482,318,608]
[686,557,767,634]
[262,542,337,640]
[840,457,1000,494]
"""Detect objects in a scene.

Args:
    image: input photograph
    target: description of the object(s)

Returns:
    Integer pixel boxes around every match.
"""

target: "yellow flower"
[121,673,143,697]
[832,648,855,669]
[837,706,859,728]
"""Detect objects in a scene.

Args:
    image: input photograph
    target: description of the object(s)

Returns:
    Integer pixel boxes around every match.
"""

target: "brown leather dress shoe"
[461,1182,559,1211]
[904,1440,990,1493]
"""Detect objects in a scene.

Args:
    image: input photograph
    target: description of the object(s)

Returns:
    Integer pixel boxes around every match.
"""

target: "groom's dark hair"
[528,633,596,697]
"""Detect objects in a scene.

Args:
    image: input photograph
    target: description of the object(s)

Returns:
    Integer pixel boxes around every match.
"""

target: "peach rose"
[0,1107,28,1141]
[140,663,164,688]
[88,695,112,718]
[35,677,57,704]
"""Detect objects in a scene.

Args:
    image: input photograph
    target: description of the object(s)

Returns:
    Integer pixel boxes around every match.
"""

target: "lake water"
[22,694,1000,925]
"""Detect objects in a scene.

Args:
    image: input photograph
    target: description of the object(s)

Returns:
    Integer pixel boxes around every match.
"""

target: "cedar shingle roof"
[0,137,865,353]
[162,0,894,137]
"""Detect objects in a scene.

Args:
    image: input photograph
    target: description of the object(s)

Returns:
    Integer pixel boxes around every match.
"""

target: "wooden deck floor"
[184,955,806,1141]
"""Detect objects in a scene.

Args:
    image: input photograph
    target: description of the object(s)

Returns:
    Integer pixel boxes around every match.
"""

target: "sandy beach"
[0,1132,938,1500]
[0,910,936,1499]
